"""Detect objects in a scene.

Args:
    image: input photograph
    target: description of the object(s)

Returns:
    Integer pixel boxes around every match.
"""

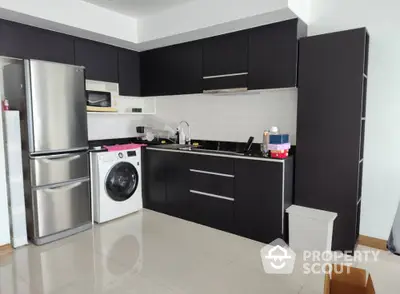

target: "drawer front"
[189,154,234,174]
[190,169,234,199]
[33,179,91,238]
[30,152,89,187]
[189,190,234,232]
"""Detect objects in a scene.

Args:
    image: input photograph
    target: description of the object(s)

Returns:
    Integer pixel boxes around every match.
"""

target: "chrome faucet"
[178,120,191,145]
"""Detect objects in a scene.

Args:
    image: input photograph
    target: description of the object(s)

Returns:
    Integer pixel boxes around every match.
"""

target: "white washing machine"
[91,148,143,223]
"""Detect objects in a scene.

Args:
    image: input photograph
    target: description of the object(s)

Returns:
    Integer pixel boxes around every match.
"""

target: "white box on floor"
[286,205,337,252]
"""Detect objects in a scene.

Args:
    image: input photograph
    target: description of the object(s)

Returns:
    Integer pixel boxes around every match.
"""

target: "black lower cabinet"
[165,152,191,220]
[144,149,292,243]
[144,150,169,213]
[189,192,234,233]
[234,159,285,243]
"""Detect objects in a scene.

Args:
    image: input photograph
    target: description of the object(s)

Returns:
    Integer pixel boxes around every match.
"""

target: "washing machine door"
[105,162,139,202]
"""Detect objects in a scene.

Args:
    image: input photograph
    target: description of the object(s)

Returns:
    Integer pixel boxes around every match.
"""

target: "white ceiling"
[82,0,194,18]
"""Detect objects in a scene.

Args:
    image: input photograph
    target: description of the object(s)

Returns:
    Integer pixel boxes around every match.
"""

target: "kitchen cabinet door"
[141,40,202,96]
[296,28,367,252]
[0,19,74,64]
[234,159,283,243]
[248,19,301,89]
[144,150,168,213]
[118,49,141,96]
[186,154,235,232]
[165,152,191,220]
[74,38,118,82]
[203,30,248,76]
[189,191,234,233]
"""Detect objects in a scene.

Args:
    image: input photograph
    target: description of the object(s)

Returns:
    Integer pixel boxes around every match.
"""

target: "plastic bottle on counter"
[2,98,9,111]
[261,130,269,156]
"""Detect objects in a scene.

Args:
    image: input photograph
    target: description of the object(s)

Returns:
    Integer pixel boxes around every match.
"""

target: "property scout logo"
[260,239,380,275]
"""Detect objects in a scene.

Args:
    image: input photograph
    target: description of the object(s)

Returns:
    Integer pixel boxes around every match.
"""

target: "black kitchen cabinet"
[203,30,248,76]
[144,150,169,213]
[74,38,118,82]
[118,48,141,96]
[234,158,293,243]
[248,19,307,89]
[0,19,74,64]
[187,154,235,232]
[145,148,293,242]
[295,28,369,252]
[190,192,234,232]
[141,41,202,96]
[165,152,191,220]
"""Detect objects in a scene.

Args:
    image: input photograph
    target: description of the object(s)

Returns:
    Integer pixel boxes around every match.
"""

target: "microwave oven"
[87,91,111,107]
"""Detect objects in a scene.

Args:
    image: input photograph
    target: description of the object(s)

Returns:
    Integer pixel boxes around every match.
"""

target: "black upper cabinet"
[74,38,118,82]
[248,19,306,89]
[118,49,141,96]
[0,19,74,64]
[141,41,202,96]
[203,30,248,76]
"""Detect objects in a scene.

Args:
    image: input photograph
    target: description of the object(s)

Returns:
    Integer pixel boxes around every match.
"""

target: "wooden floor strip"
[358,235,388,251]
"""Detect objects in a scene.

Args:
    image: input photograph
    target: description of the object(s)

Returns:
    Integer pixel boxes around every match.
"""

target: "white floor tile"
[2,209,400,294]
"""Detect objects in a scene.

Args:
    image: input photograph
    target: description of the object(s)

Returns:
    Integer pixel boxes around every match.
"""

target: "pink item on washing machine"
[103,143,147,151]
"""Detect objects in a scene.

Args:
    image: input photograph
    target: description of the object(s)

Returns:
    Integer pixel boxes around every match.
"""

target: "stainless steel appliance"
[4,59,91,245]
[87,90,111,107]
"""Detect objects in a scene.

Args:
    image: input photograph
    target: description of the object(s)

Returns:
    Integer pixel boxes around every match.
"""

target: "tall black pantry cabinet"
[295,28,369,252]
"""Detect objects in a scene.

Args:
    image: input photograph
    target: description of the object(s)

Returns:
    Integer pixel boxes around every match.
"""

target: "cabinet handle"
[190,169,234,178]
[203,72,248,79]
[190,190,234,201]
[42,181,86,193]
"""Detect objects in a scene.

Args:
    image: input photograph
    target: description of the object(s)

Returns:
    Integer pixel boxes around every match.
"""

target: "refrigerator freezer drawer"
[30,152,89,187]
[33,178,91,238]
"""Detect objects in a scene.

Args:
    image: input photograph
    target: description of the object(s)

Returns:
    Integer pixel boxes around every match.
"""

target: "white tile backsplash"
[151,88,298,144]
[86,80,298,143]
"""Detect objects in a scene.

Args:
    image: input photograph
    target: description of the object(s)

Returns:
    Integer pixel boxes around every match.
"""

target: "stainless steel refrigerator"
[4,59,91,245]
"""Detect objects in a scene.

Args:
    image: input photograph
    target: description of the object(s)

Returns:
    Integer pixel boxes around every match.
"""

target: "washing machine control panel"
[127,150,136,157]
[118,152,124,159]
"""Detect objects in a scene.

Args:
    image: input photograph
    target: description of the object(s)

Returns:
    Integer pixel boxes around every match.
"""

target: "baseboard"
[0,244,12,256]
[358,235,388,251]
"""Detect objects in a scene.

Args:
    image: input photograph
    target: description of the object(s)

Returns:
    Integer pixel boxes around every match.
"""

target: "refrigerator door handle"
[42,180,86,193]
[40,154,82,163]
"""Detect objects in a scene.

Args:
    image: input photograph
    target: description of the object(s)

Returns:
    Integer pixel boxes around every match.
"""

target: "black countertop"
[147,143,292,162]
[89,137,294,162]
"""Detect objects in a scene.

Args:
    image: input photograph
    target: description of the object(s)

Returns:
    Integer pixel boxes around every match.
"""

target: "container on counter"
[269,134,289,144]
[261,130,269,156]
[270,150,289,159]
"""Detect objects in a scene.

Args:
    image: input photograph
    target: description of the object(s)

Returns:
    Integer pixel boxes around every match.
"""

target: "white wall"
[0,0,139,49]
[309,0,400,239]
[149,89,298,144]
[138,0,290,41]
[86,80,155,140]
[0,0,308,51]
